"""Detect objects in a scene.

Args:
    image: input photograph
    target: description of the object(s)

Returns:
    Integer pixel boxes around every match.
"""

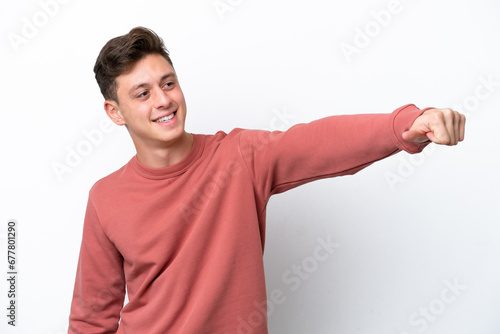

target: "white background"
[1,0,499,333]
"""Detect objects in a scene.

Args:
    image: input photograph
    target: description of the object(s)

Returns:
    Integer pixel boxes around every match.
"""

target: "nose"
[153,87,172,110]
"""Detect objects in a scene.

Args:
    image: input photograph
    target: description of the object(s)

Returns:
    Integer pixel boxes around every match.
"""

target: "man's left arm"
[237,104,466,201]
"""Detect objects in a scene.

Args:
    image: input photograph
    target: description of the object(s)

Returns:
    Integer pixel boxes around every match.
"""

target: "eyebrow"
[128,72,176,96]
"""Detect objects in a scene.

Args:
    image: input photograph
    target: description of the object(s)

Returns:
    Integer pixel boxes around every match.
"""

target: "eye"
[163,81,175,89]
[136,91,149,99]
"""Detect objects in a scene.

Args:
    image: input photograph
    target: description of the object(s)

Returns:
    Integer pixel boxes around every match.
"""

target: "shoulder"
[201,128,248,151]
[88,158,134,199]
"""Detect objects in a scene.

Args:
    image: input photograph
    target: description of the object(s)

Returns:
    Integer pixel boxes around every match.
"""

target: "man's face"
[108,53,187,151]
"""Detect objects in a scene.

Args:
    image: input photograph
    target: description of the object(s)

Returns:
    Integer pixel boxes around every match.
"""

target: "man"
[68,26,465,333]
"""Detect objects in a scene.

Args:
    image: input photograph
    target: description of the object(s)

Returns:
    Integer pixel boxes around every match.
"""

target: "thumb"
[402,129,434,143]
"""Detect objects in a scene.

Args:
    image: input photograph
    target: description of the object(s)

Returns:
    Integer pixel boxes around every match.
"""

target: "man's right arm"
[68,196,126,334]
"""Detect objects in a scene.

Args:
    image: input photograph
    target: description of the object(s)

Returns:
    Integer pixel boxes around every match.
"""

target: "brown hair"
[94,27,173,102]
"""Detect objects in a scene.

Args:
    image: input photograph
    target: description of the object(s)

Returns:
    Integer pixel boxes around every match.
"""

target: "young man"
[68,27,465,333]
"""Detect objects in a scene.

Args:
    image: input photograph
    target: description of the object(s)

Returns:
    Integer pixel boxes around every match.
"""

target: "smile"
[153,112,176,123]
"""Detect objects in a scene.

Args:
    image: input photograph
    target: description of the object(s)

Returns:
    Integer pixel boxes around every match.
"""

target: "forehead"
[116,54,175,92]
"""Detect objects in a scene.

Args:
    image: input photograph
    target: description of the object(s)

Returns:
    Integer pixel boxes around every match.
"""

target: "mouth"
[153,111,176,123]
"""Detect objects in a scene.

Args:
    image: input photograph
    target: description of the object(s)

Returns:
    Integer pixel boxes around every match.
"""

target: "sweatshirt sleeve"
[68,195,126,334]
[238,104,430,202]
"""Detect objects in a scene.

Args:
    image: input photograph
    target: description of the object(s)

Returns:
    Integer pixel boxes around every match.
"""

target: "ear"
[104,100,126,126]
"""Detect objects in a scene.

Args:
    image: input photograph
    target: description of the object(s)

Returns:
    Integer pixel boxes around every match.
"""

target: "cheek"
[173,89,186,106]
[130,103,153,117]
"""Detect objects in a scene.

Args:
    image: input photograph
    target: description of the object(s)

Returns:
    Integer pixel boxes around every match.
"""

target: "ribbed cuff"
[390,104,432,154]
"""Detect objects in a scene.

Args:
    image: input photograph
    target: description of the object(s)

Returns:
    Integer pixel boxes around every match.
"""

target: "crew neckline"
[130,134,206,180]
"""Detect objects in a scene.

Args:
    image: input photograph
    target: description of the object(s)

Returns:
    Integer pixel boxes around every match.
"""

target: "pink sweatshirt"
[69,104,429,333]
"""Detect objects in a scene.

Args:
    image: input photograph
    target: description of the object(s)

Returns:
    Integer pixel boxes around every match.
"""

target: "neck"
[135,132,194,168]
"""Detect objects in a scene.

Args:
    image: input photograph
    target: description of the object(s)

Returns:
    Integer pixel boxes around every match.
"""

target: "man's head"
[95,27,190,166]
[94,26,173,103]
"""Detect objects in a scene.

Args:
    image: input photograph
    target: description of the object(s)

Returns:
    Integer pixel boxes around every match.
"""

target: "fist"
[402,108,466,146]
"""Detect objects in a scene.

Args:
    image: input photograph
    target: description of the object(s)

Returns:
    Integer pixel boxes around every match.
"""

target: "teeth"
[154,113,175,122]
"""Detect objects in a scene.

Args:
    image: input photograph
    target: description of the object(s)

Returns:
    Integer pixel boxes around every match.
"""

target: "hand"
[402,108,466,145]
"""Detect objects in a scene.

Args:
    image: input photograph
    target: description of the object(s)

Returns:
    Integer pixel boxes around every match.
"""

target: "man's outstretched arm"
[237,104,466,200]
